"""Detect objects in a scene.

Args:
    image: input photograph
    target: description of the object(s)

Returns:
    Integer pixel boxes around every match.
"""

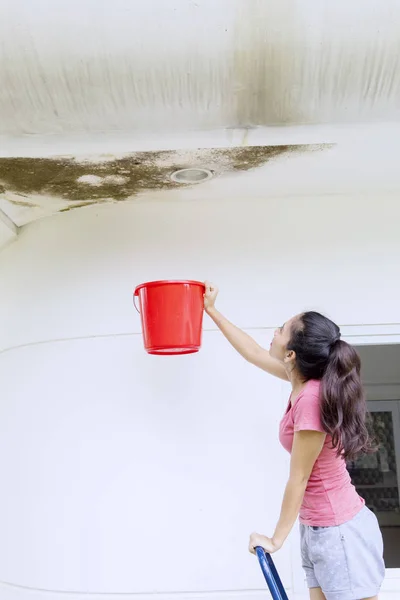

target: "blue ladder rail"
[255,547,289,600]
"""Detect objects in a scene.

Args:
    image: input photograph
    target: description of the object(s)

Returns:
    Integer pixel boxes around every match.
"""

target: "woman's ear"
[284,349,296,365]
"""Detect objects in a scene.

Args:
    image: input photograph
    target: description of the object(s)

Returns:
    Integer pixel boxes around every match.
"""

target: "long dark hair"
[287,311,374,460]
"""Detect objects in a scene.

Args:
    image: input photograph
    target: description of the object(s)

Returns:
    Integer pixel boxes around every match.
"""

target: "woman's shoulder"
[292,380,324,431]
[306,379,321,393]
[296,379,321,407]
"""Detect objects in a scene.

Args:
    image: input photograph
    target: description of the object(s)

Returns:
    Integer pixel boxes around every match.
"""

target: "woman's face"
[270,316,298,362]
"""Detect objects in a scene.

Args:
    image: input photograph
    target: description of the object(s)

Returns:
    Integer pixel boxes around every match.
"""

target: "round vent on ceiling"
[170,168,213,184]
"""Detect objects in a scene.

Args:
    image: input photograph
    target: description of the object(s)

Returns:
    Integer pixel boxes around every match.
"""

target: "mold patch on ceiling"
[0,144,331,225]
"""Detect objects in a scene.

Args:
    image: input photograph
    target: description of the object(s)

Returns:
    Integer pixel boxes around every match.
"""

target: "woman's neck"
[288,370,307,398]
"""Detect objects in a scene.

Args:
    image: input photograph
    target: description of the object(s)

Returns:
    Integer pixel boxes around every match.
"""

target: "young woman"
[204,282,385,600]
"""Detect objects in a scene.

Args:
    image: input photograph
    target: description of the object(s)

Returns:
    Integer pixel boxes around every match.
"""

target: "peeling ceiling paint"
[0,144,329,225]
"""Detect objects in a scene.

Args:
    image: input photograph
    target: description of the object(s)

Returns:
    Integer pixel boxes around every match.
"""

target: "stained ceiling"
[1,0,400,233]
[0,145,330,226]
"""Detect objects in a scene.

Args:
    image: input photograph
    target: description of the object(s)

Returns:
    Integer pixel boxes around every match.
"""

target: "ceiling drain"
[170,168,213,184]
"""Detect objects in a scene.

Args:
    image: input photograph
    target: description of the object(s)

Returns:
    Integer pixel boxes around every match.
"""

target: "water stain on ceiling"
[0,144,330,223]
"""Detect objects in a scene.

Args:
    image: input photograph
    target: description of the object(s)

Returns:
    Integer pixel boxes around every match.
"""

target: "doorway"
[349,344,400,569]
[290,331,400,596]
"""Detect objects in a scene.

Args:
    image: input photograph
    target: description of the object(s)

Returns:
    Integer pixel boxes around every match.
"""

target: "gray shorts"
[300,506,385,600]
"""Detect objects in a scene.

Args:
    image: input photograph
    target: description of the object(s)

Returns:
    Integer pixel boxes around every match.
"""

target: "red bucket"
[134,280,205,355]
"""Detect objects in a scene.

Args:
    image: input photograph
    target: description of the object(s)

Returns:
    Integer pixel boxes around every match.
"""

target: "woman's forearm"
[205,306,288,380]
[205,306,261,362]
[273,477,308,547]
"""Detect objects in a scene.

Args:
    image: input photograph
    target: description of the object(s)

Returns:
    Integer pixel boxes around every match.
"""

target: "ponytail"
[288,312,375,460]
[321,340,373,460]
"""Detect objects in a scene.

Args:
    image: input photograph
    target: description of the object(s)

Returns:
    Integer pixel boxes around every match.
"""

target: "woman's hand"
[203,281,219,312]
[248,532,282,555]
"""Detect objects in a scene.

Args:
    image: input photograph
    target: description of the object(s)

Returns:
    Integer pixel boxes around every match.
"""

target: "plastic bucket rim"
[134,279,205,296]
[147,346,200,356]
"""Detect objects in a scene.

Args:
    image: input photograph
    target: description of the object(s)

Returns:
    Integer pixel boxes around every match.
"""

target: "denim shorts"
[300,506,385,600]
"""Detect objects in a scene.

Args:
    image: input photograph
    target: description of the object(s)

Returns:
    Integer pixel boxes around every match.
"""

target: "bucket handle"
[133,291,140,314]
[255,547,289,600]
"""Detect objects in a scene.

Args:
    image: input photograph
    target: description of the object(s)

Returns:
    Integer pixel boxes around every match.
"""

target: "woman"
[204,282,385,600]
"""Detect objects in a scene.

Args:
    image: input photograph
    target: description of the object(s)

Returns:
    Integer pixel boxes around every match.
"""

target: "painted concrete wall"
[0,194,399,599]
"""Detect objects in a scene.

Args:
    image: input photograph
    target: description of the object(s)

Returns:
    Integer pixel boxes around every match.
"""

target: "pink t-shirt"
[279,379,364,526]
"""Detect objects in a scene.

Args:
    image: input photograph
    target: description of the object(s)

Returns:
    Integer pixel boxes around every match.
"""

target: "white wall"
[0,194,399,599]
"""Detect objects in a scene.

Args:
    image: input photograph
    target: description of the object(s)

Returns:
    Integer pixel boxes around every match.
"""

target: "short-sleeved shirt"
[279,379,364,526]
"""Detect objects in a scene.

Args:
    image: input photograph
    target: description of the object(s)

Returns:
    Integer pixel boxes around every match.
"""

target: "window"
[348,401,400,568]
[348,342,400,570]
